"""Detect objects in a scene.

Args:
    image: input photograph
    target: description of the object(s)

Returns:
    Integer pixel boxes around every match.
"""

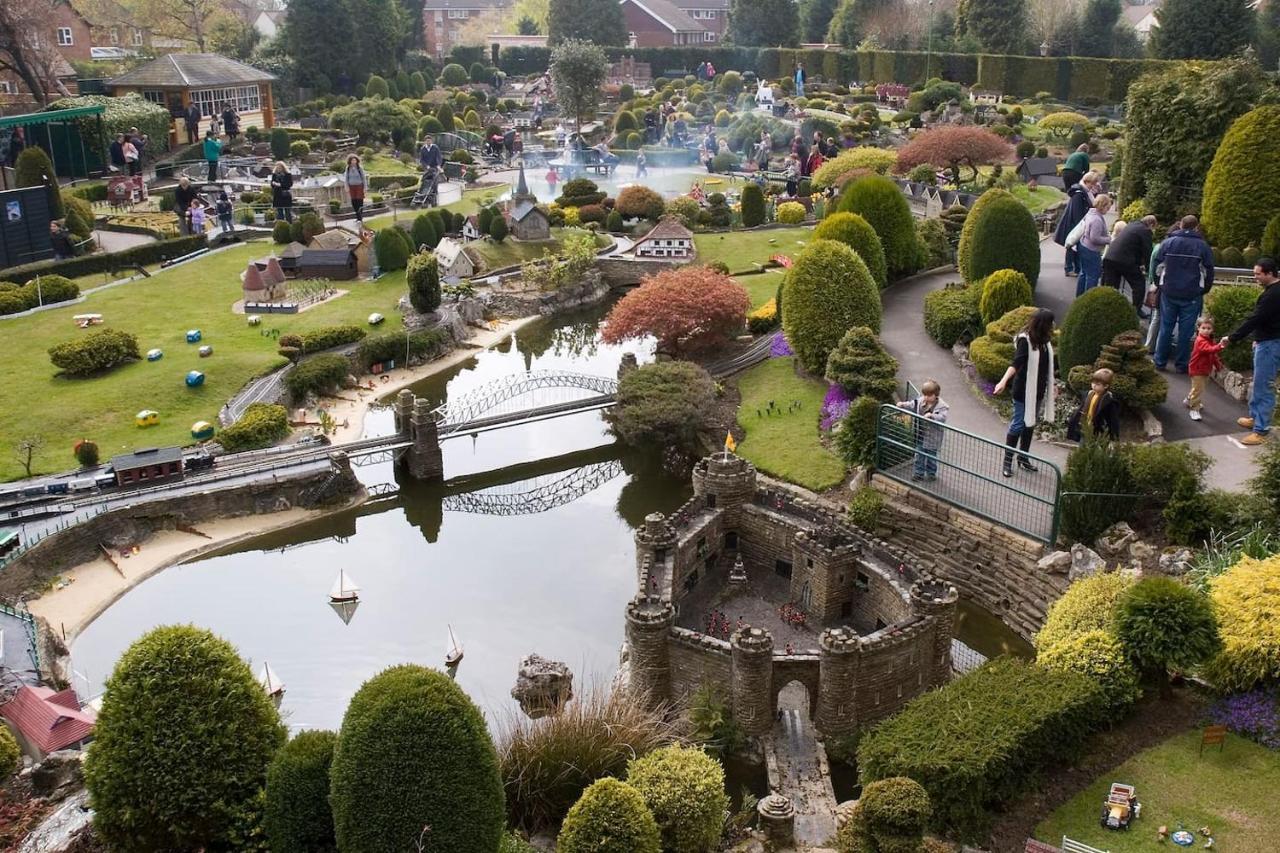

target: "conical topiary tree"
[411,213,439,249]
[824,326,898,401]
[740,183,766,227]
[264,730,338,853]
[1057,286,1139,379]
[1067,330,1169,410]
[15,147,63,219]
[782,239,882,374]
[940,201,968,248]
[814,212,888,289]
[835,174,920,279]
[1202,105,1280,251]
[558,778,660,853]
[978,269,1033,325]
[957,188,1039,286]
[329,665,504,853]
[406,252,441,315]
[373,226,411,272]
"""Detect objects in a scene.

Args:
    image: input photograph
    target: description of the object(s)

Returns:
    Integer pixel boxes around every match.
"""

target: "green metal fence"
[874,404,1062,544]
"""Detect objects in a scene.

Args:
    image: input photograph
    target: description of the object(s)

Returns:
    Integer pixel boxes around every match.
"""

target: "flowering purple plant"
[769,331,794,358]
[820,383,854,431]
[1209,689,1280,750]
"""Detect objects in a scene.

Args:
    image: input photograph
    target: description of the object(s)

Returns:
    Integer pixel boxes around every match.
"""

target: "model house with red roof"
[0,685,96,760]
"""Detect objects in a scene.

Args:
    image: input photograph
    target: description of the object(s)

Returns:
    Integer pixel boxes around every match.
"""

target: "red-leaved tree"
[602,266,750,356]
[896,126,1014,185]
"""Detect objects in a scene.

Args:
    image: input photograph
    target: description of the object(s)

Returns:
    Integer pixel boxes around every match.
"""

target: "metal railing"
[874,405,1062,544]
[0,601,40,674]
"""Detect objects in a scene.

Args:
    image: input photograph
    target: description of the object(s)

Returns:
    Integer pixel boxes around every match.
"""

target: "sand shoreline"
[30,315,541,642]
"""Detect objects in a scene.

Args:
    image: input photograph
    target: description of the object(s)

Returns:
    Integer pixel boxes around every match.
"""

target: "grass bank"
[694,227,810,275]
[734,356,845,492]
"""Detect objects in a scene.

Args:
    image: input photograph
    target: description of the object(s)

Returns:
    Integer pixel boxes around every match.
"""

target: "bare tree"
[81,0,226,50]
[1028,0,1082,54]
[0,0,74,106]
[14,435,44,480]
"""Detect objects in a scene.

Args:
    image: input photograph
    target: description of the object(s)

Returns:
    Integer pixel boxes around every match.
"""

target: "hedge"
[263,730,338,853]
[356,328,448,371]
[300,325,366,354]
[0,234,207,284]
[218,403,290,452]
[1036,629,1141,713]
[286,353,350,398]
[1057,286,1138,379]
[922,284,981,348]
[857,658,1104,841]
[47,94,173,162]
[957,189,1039,286]
[1205,284,1262,372]
[48,328,139,376]
[782,239,882,374]
[0,274,80,315]
[1203,106,1280,257]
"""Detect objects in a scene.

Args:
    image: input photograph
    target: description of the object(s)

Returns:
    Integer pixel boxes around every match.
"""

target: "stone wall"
[668,628,732,701]
[594,257,681,288]
[871,478,1062,640]
[848,561,912,635]
[485,270,611,318]
[739,505,799,580]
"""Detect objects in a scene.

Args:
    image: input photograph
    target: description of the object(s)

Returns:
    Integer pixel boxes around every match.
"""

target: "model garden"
[0,1,1279,849]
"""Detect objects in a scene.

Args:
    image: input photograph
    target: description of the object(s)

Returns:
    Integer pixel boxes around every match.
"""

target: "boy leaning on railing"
[896,379,949,482]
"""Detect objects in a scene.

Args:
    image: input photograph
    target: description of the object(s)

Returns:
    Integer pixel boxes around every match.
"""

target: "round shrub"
[667,196,700,229]
[374,226,412,271]
[814,212,888,289]
[783,239,882,374]
[917,218,951,269]
[957,188,1040,285]
[15,147,63,218]
[264,730,338,853]
[1221,246,1245,268]
[835,395,880,468]
[1058,286,1139,379]
[273,220,293,244]
[0,726,19,780]
[1206,284,1262,372]
[740,183,766,227]
[441,63,469,86]
[419,115,444,135]
[269,127,291,160]
[627,745,728,853]
[330,665,503,853]
[813,147,898,189]
[606,209,624,232]
[48,327,140,376]
[1202,106,1280,251]
[922,284,981,348]
[84,626,286,850]
[776,201,806,224]
[978,269,1032,326]
[1037,629,1141,712]
[489,214,509,242]
[1036,572,1134,652]
[576,203,606,225]
[289,140,311,158]
[558,778,660,853]
[1202,555,1280,692]
[836,174,919,279]
[617,185,665,221]
[836,776,930,853]
[20,274,79,307]
[1115,577,1222,679]
[74,439,99,467]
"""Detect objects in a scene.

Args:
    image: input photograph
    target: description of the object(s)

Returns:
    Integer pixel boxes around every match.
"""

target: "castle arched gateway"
[625,453,958,737]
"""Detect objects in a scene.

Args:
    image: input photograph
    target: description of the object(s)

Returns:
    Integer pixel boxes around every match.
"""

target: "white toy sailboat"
[258,662,285,699]
[329,570,360,603]
[446,624,464,667]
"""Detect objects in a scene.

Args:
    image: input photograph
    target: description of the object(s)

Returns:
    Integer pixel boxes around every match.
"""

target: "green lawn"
[694,227,811,275]
[1009,183,1066,214]
[1036,730,1280,852]
[466,228,611,272]
[734,356,845,492]
[735,271,784,310]
[0,241,411,482]
[360,153,419,175]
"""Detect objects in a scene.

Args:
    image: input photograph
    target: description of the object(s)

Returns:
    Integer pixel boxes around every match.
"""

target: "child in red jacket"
[1187,316,1226,422]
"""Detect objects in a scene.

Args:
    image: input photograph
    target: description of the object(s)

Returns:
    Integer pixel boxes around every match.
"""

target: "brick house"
[671,0,728,43]
[620,0,708,47]
[423,0,510,60]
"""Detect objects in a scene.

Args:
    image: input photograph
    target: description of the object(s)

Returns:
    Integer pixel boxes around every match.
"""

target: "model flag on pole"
[724,431,737,453]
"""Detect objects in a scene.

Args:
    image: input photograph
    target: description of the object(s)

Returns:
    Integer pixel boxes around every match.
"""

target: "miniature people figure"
[896,379,949,481]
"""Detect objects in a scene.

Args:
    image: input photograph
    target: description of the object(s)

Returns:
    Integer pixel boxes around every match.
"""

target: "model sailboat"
[258,662,285,699]
[446,624,464,667]
[329,570,360,603]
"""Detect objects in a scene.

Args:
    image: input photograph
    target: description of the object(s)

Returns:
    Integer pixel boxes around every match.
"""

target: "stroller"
[412,168,440,208]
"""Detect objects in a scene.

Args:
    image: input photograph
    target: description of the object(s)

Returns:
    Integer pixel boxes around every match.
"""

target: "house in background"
[254,9,288,40]
[0,685,96,761]
[1122,0,1163,43]
[670,0,728,43]
[620,0,708,47]
[423,0,511,60]
[1016,157,1062,190]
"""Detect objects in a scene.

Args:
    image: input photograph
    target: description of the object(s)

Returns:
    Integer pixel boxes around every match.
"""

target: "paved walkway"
[877,239,1260,494]
[768,682,838,846]
[91,229,156,253]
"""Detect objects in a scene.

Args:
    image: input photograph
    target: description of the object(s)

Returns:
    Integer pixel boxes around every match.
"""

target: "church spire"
[516,163,530,198]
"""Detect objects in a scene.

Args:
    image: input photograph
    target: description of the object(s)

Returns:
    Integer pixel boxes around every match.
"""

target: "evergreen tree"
[1077,0,1121,56]
[550,39,609,128]
[347,0,408,78]
[956,0,1029,54]
[728,0,799,47]
[548,0,627,45]
[1258,0,1280,70]
[282,0,352,90]
[825,0,892,48]
[802,0,840,43]
[1154,0,1255,59]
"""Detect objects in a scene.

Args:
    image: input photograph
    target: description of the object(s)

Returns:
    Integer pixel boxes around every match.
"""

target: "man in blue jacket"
[1153,214,1215,373]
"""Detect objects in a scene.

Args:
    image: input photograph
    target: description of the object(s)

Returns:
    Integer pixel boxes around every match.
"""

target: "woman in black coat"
[1053,171,1100,276]
[270,161,293,223]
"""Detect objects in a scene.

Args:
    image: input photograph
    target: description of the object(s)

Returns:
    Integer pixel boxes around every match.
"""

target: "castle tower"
[635,512,677,599]
[791,524,862,624]
[691,452,757,525]
[405,397,444,481]
[730,625,774,736]
[816,626,861,736]
[910,578,960,688]
[626,597,675,708]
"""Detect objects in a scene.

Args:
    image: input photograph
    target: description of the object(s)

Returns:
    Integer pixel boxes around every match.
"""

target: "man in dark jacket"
[1053,173,1098,275]
[1222,257,1280,445]
[1102,215,1156,314]
[184,103,201,145]
[1153,215,1215,373]
[1061,143,1090,189]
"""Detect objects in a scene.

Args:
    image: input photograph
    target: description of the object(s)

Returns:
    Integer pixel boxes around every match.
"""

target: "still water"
[72,302,1028,733]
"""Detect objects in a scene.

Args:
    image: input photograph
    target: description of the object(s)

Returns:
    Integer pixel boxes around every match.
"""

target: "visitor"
[794,61,806,98]
[188,202,206,235]
[636,149,647,179]
[1054,170,1100,276]
[806,144,824,180]
[1073,193,1113,297]
[208,112,220,138]
[216,191,234,234]
[222,103,240,142]
[184,102,201,145]
[1060,143,1091,190]
[1102,215,1157,316]
[1153,214,1215,374]
[545,166,558,194]
[122,134,140,176]
[49,220,75,260]
[109,133,126,172]
[700,129,715,173]
[706,62,716,81]
[696,61,707,82]
[644,108,658,145]
[532,93,543,123]
[5,127,25,167]
[1067,368,1120,441]
[673,115,688,147]
[1221,257,1280,445]
[418,134,443,173]
[783,153,801,197]
[791,131,809,176]
[992,308,1056,478]
[203,130,222,183]
[1186,317,1225,423]
[755,130,772,172]
[344,154,366,222]
[173,176,201,236]
[270,161,294,223]
[896,379,949,482]
[593,140,619,173]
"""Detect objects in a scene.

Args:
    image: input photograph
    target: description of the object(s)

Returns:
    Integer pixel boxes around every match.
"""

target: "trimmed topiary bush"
[264,730,338,853]
[967,305,1038,382]
[15,147,63,219]
[1115,576,1221,689]
[1202,106,1280,251]
[489,214,509,242]
[1202,555,1280,693]
[783,239,882,374]
[407,252,441,314]
[627,745,728,853]
[299,324,366,353]
[616,185,665,221]
[836,175,920,279]
[1060,436,1139,544]
[1057,286,1139,379]
[558,778,660,853]
[813,147,898,189]
[835,776,930,853]
[411,213,439,249]
[48,328,139,376]
[825,326,898,401]
[84,626,286,851]
[1206,284,1262,372]
[330,664,504,853]
[1037,629,1141,713]
[835,395,881,468]
[218,402,290,452]
[1036,573,1134,652]
[978,269,1032,326]
[776,201,806,224]
[285,353,349,398]
[917,217,951,268]
[922,284,981,348]
[814,212,888,289]
[273,220,293,244]
[374,226,412,271]
[740,183,766,227]
[957,188,1039,286]
[1067,330,1168,410]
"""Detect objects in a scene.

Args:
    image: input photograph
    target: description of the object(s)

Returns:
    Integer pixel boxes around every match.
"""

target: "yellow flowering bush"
[1203,555,1280,692]
[776,202,806,225]
[747,297,778,333]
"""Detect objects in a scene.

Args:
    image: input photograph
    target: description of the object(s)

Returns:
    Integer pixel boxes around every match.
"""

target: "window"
[683,568,699,591]
[448,9,469,18]
[840,601,852,618]
[691,9,716,17]
[705,493,716,508]
[142,90,166,105]
[704,32,716,42]
[0,81,13,95]
[109,27,119,45]
[854,571,869,591]
[775,559,792,579]
[57,27,74,46]
[724,531,737,549]
[190,84,262,117]
[132,28,144,46]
